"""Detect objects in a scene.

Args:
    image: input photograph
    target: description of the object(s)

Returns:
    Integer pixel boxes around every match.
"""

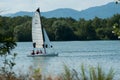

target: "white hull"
[27,53,58,57]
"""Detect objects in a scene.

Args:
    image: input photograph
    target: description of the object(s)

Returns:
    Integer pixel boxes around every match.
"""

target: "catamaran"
[27,8,58,57]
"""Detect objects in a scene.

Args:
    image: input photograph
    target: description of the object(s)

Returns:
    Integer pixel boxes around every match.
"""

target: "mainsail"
[32,8,52,49]
[32,9,43,48]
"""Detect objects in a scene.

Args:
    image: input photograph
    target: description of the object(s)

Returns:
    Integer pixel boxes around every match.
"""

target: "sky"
[0,0,114,14]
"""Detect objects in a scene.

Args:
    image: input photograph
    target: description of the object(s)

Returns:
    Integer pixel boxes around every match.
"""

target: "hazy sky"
[0,0,114,14]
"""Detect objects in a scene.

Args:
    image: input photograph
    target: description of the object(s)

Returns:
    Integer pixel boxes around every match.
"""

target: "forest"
[0,14,120,41]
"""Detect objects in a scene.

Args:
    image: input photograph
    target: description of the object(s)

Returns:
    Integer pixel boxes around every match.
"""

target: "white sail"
[32,9,43,48]
[43,28,53,48]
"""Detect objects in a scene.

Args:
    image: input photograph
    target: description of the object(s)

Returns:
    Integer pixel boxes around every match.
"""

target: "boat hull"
[27,53,58,57]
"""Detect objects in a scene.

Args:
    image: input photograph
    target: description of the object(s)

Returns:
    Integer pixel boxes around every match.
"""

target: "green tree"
[52,20,75,41]
[0,29,16,55]
[14,21,32,41]
[1,13,120,41]
[112,23,120,39]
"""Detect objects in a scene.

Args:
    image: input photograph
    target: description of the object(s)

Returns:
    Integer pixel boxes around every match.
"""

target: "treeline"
[0,14,120,41]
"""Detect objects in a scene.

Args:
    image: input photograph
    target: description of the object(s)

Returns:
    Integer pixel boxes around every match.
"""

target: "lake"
[7,41,120,79]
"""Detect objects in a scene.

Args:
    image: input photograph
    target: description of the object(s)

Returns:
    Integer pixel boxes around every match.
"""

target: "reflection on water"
[31,56,64,76]
[32,57,51,74]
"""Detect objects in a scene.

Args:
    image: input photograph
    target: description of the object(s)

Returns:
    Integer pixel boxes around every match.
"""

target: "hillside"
[3,2,120,20]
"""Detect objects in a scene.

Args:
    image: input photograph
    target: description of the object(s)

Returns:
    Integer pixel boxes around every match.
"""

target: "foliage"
[0,53,17,80]
[112,23,120,39]
[60,65,114,80]
[52,20,75,41]
[0,14,17,79]
[0,24,17,55]
[0,64,115,80]
[0,14,120,41]
[14,21,32,41]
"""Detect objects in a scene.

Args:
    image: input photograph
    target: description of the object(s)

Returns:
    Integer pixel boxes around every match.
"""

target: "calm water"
[6,41,120,79]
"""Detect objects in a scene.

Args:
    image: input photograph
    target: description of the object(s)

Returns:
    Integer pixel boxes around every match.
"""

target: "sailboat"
[27,8,58,57]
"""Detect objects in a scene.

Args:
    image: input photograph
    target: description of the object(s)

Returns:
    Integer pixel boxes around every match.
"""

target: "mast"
[36,8,46,54]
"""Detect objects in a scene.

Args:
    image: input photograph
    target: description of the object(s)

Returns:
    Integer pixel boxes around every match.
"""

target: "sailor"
[33,42,36,48]
[31,50,35,55]
[36,50,39,54]
[51,45,53,48]
[46,44,48,48]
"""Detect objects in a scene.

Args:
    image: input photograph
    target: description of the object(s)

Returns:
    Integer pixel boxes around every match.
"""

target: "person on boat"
[33,42,36,48]
[36,50,40,54]
[46,44,48,48]
[31,50,35,55]
[51,45,53,48]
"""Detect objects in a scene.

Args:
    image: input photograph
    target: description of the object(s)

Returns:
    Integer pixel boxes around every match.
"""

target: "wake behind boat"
[27,8,58,57]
